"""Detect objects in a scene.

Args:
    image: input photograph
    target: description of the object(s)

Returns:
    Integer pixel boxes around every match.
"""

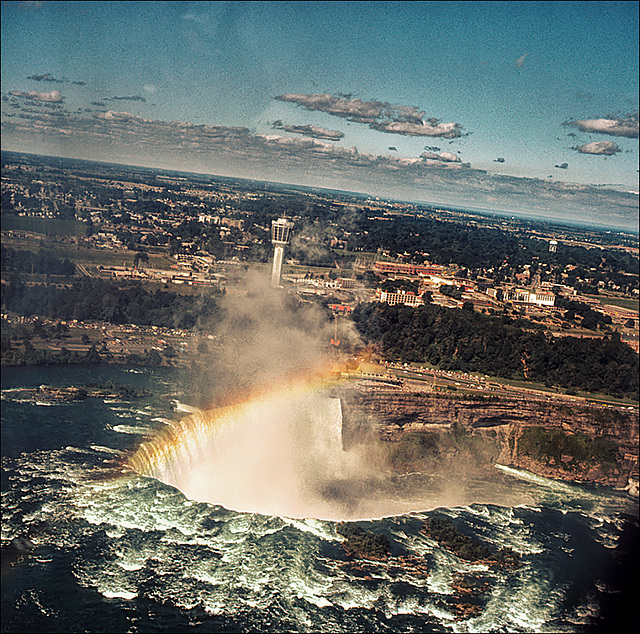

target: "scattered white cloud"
[275,93,467,138]
[271,120,344,141]
[572,140,622,156]
[2,105,637,230]
[9,89,63,103]
[565,113,639,138]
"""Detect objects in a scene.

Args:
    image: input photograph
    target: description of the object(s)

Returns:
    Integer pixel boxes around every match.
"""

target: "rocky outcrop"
[335,387,639,490]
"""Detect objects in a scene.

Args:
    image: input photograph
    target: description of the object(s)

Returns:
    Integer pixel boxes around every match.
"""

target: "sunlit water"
[2,365,638,633]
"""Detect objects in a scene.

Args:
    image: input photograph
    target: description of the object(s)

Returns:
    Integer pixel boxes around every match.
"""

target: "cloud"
[275,93,467,138]
[17,1,43,10]
[272,120,344,141]
[572,140,622,156]
[27,73,85,86]
[107,95,147,103]
[555,163,569,169]
[2,105,637,231]
[370,119,465,138]
[565,113,639,138]
[515,53,528,68]
[420,150,462,163]
[95,110,143,122]
[9,89,63,103]
[27,73,64,83]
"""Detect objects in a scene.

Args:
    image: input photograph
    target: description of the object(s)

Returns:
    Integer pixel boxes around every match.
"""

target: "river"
[1,365,637,633]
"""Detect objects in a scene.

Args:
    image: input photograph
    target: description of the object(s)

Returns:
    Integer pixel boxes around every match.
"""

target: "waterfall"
[130,388,380,520]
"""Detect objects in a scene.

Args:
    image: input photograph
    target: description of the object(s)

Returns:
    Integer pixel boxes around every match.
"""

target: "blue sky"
[1,1,638,230]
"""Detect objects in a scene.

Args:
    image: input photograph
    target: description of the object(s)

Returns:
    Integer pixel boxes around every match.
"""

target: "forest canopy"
[352,301,638,399]
[2,277,222,331]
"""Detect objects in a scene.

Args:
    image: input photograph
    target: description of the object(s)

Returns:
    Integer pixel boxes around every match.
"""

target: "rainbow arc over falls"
[126,360,375,520]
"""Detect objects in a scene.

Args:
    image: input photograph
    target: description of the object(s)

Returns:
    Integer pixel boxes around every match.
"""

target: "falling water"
[129,382,405,520]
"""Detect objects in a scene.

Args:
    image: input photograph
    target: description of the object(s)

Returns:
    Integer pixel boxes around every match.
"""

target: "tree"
[163,344,177,359]
[133,250,149,269]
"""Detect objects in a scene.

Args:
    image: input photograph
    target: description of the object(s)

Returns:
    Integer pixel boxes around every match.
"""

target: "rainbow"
[127,358,353,482]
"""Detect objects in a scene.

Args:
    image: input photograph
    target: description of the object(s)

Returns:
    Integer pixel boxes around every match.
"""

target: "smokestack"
[270,217,293,287]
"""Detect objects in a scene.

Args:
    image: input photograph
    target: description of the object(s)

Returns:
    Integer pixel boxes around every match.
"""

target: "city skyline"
[1,1,638,230]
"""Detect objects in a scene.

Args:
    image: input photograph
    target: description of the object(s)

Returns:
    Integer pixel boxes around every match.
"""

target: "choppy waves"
[2,367,638,633]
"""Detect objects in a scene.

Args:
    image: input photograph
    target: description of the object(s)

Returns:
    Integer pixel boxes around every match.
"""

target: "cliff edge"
[335,388,639,492]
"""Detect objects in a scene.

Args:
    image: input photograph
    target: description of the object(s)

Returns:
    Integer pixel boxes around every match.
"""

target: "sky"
[1,1,639,231]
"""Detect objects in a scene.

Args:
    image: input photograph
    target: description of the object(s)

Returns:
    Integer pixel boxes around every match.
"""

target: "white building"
[503,288,555,306]
[376,289,424,307]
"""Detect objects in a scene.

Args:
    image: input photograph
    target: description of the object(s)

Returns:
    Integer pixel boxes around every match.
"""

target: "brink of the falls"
[132,391,403,520]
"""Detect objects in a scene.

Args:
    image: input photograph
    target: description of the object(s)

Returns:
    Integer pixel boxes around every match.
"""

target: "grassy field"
[2,238,176,271]
[585,294,639,312]
[2,215,88,237]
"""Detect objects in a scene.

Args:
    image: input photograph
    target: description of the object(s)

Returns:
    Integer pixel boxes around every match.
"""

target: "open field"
[1,215,87,237]
[585,294,639,312]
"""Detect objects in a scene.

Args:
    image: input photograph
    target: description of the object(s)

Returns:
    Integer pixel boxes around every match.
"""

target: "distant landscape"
[2,150,638,404]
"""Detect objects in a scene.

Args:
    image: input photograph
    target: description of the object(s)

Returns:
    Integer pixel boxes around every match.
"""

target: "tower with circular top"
[270,217,293,287]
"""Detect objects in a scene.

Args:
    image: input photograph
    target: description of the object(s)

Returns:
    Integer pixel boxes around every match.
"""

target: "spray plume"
[125,270,528,519]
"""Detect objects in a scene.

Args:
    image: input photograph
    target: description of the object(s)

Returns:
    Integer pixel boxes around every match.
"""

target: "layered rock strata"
[334,388,639,490]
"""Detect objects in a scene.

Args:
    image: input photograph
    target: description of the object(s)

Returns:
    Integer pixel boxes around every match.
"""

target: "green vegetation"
[585,295,639,312]
[2,277,222,330]
[2,246,75,276]
[1,340,102,367]
[1,214,87,237]
[337,523,391,560]
[352,302,638,399]
[518,426,619,468]
[345,214,638,280]
[554,296,613,330]
[422,516,520,567]
[385,430,496,471]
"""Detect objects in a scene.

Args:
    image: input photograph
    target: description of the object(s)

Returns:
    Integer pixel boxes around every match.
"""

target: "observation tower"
[270,217,294,287]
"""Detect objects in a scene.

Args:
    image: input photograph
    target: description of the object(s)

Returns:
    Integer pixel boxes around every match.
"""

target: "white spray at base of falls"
[132,383,543,521]
[140,392,400,520]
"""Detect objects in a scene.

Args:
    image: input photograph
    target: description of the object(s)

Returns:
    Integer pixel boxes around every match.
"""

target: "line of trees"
[2,277,222,331]
[352,302,638,399]
[1,246,76,276]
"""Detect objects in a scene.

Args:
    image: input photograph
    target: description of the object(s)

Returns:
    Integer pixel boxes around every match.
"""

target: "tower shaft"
[270,217,293,288]
[271,245,284,288]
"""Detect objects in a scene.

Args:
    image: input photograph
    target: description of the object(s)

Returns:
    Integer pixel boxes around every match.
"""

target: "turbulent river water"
[1,365,637,633]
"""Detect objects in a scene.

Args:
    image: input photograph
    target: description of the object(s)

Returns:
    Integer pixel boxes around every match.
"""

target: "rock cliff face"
[335,388,639,490]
